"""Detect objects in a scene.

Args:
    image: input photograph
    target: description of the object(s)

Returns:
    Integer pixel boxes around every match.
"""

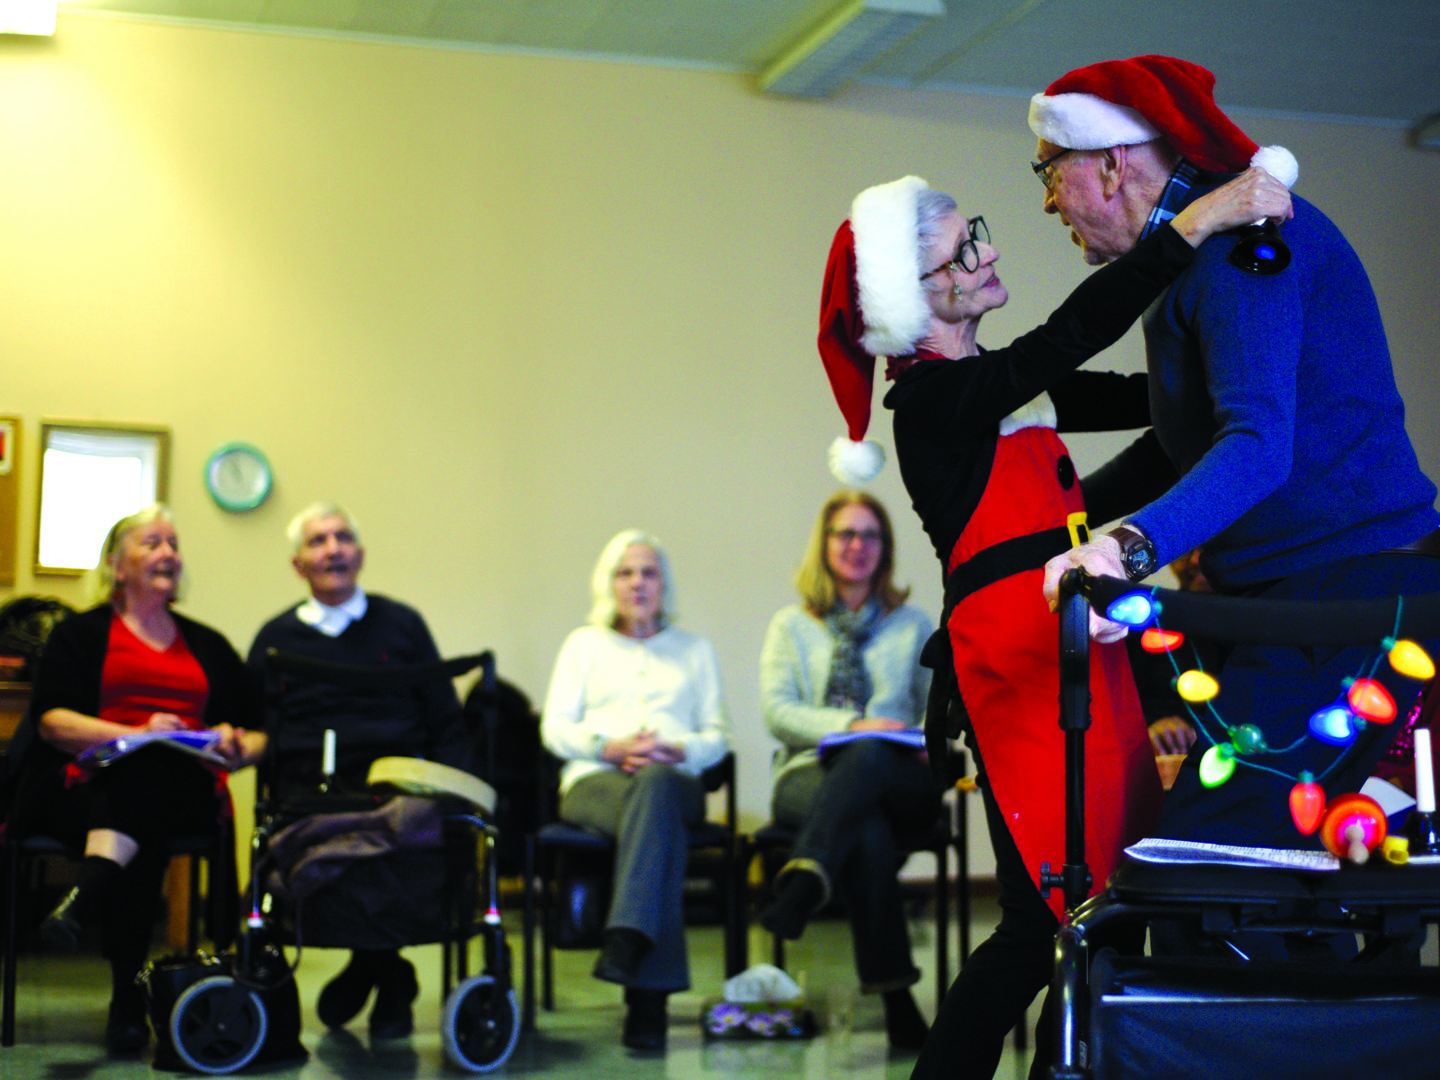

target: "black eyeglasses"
[827,528,883,546]
[1031,148,1074,189]
[920,216,990,281]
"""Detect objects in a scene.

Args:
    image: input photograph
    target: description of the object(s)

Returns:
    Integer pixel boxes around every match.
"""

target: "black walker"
[151,649,521,1074]
[1047,571,1440,1080]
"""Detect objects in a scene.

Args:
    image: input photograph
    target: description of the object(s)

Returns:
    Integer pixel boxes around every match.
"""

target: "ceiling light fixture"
[759,0,946,99]
[0,0,56,35]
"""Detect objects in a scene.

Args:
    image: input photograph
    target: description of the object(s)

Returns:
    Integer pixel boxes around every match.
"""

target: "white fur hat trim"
[1028,92,1160,150]
[851,175,932,357]
[829,437,886,485]
[1251,145,1299,189]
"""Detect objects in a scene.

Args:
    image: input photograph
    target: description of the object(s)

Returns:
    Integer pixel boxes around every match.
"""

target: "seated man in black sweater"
[248,501,472,1040]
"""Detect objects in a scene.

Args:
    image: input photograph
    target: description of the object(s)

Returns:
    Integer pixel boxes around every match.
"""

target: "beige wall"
[4,14,1439,877]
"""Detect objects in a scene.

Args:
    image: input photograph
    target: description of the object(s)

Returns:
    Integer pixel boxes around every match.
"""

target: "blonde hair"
[587,529,677,631]
[87,503,185,608]
[795,490,910,617]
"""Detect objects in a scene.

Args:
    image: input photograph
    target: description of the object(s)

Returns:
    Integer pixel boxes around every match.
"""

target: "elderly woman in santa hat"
[814,167,1289,1080]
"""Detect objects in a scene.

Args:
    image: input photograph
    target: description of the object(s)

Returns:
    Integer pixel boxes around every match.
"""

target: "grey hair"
[286,501,362,554]
[586,529,677,630]
[915,186,960,261]
[88,503,185,608]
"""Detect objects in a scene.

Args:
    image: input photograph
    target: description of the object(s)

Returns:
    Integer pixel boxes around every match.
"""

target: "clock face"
[205,443,272,512]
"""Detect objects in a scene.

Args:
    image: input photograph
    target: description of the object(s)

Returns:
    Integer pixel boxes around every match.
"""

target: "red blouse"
[98,612,209,730]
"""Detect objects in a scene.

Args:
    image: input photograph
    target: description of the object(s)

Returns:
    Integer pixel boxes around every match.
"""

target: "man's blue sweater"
[1131,185,1437,590]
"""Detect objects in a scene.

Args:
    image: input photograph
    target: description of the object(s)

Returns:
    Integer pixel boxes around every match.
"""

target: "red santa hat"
[1028,55,1298,187]
[817,175,933,484]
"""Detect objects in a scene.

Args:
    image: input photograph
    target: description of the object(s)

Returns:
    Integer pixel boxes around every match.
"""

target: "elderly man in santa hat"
[1034,57,1440,854]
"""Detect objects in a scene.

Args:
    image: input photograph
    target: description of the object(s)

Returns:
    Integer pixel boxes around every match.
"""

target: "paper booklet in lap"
[817,728,925,761]
[76,729,229,769]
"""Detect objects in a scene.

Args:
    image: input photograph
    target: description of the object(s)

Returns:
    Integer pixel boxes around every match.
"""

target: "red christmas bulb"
[1140,627,1185,653]
[1347,678,1396,724]
[1289,772,1325,835]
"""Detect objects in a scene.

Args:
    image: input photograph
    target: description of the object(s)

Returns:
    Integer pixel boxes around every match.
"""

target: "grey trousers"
[560,764,704,991]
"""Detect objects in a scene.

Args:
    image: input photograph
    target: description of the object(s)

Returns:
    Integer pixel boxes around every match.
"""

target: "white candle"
[322,728,336,779]
[1415,728,1435,814]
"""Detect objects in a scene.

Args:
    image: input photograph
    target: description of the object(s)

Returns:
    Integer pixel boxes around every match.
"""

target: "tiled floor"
[1,898,1036,1079]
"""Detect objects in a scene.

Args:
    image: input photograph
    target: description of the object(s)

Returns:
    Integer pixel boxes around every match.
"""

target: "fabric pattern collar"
[1139,159,1201,242]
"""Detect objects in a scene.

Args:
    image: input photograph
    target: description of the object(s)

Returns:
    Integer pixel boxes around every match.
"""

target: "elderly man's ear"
[1098,146,1126,199]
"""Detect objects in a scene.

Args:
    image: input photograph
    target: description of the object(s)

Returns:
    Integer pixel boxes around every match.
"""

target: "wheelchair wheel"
[442,974,520,1073]
[170,975,269,1075]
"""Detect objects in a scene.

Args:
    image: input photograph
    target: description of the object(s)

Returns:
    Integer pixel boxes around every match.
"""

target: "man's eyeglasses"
[827,528,883,546]
[1031,148,1074,189]
[920,216,990,281]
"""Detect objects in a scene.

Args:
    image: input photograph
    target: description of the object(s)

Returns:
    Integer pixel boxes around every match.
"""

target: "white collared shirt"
[295,586,369,638]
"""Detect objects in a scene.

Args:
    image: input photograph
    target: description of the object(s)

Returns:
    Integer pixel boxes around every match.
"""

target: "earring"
[952,280,964,298]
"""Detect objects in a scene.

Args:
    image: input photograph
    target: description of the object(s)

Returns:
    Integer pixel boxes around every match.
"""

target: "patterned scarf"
[822,599,881,714]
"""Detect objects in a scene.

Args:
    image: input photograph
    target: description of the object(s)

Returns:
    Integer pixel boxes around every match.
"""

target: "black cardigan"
[2,605,259,835]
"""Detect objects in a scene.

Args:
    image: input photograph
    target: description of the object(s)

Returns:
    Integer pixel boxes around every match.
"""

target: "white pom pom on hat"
[829,436,886,486]
[816,176,933,484]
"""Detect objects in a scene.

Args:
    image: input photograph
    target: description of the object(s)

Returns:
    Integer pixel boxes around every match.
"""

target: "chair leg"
[955,792,972,964]
[521,836,536,1033]
[725,837,747,977]
[3,841,17,1048]
[933,836,949,1006]
[539,844,555,1013]
[186,853,202,954]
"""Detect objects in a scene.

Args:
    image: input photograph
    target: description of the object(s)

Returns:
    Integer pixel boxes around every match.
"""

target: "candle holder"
[1406,808,1440,856]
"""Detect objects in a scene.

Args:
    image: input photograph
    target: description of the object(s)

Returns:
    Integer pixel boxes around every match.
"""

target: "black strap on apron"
[921,515,1090,778]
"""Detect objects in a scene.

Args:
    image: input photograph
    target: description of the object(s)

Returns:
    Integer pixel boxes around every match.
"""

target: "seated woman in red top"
[8,505,265,1053]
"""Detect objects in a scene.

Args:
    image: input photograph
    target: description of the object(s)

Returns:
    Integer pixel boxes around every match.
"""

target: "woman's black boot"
[41,855,122,950]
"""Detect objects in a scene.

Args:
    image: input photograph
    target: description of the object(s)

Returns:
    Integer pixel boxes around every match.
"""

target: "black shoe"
[104,987,150,1054]
[368,957,418,1041]
[759,867,825,942]
[40,887,88,951]
[593,928,653,985]
[317,954,380,1030]
[882,988,929,1051]
[622,988,667,1051]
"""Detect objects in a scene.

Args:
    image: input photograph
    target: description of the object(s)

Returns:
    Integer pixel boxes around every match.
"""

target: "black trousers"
[774,739,941,992]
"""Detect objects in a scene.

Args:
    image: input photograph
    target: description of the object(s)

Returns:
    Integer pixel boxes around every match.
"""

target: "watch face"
[205,443,272,512]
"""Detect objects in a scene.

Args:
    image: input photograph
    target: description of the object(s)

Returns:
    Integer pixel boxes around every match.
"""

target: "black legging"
[30,746,223,977]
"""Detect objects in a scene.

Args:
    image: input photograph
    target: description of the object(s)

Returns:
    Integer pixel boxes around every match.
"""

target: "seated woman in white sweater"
[541,529,729,1051]
[759,491,938,1049]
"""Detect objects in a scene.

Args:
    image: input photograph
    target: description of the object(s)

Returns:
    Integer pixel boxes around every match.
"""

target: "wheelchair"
[1044,571,1440,1080]
[155,648,520,1074]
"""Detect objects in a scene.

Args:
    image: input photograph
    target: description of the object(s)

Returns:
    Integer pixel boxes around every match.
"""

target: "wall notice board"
[0,416,17,587]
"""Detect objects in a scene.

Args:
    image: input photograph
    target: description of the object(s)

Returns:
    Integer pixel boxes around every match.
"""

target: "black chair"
[521,751,745,1030]
[745,808,955,1008]
[1,700,228,1049]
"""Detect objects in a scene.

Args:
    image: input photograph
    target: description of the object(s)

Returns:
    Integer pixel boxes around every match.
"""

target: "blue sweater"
[1131,186,1437,590]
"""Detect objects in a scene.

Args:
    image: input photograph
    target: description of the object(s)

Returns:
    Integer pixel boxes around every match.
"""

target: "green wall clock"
[205,442,273,512]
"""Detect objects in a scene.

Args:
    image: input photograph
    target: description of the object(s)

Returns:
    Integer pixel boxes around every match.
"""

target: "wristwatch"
[1108,524,1158,581]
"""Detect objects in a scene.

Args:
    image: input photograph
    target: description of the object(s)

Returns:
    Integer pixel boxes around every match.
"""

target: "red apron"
[946,425,1161,920]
